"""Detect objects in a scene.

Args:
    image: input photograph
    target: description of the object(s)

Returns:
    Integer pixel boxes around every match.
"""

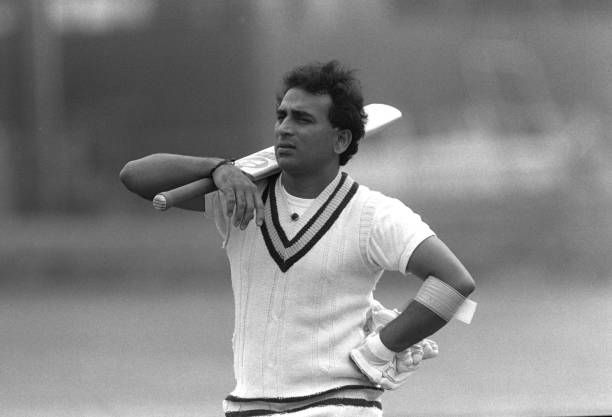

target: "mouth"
[275,143,296,155]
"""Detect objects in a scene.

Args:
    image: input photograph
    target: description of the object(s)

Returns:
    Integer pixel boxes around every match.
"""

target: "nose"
[275,116,293,138]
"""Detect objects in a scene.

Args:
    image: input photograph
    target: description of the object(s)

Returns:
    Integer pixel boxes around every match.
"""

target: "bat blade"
[153,104,401,210]
[362,103,402,135]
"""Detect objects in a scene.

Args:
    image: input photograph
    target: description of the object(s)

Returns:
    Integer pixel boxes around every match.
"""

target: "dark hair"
[277,60,367,165]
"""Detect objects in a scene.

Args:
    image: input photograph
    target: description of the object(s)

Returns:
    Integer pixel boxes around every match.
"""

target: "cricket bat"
[152,103,401,211]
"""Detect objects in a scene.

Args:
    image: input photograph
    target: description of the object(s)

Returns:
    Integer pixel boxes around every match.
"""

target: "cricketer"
[120,60,476,416]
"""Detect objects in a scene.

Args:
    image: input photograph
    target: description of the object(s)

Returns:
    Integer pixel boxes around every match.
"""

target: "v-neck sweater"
[205,171,435,400]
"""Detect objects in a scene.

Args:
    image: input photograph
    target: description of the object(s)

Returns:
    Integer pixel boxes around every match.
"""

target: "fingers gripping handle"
[153,177,217,211]
[153,148,277,211]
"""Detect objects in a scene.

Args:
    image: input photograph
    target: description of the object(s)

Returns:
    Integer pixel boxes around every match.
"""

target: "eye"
[276,111,286,122]
[295,114,312,124]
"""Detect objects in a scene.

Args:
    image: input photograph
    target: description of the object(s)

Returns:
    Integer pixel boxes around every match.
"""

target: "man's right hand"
[212,164,264,229]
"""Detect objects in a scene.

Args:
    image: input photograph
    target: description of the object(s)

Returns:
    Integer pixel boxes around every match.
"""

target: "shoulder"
[353,182,416,218]
[351,180,418,236]
[353,181,432,240]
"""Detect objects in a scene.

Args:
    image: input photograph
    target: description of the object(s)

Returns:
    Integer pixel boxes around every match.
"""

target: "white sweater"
[205,171,434,400]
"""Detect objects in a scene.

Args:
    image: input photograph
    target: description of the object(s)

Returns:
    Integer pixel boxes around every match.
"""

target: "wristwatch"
[210,159,235,176]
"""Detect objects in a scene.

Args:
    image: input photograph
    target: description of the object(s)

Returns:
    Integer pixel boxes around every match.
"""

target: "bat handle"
[153,177,217,211]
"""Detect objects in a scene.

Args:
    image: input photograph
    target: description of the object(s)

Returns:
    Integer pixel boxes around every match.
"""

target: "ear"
[333,129,352,155]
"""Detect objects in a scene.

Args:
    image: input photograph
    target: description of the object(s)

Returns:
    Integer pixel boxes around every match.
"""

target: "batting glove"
[395,338,438,372]
[365,301,439,361]
[354,301,440,390]
[350,331,397,387]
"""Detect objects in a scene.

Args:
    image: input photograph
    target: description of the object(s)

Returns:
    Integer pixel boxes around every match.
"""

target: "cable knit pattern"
[204,171,434,403]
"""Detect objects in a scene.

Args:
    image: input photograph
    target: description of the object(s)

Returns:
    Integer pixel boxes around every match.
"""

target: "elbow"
[455,271,475,297]
[119,160,154,200]
[119,161,137,191]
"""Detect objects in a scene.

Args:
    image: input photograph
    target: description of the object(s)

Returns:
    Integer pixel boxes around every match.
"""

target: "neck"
[280,166,339,198]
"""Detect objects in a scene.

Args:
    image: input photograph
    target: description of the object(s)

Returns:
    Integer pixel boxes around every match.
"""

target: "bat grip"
[153,177,217,211]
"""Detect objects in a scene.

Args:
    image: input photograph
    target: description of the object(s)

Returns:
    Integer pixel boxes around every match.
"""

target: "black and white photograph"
[2,1,611,416]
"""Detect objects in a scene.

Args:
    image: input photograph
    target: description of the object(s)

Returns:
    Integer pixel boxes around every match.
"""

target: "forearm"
[119,154,225,200]
[377,235,476,352]
[379,300,446,352]
[379,273,475,352]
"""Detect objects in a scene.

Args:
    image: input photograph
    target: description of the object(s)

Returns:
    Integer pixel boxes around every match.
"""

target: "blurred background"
[2,1,611,416]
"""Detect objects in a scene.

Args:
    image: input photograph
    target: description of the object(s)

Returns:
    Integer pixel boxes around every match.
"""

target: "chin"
[277,157,309,175]
[277,158,298,173]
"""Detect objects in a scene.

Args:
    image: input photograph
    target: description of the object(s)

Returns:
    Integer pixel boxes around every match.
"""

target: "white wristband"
[414,276,467,322]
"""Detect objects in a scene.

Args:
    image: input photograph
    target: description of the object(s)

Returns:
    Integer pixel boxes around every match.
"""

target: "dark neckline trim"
[270,173,349,246]
[260,173,359,272]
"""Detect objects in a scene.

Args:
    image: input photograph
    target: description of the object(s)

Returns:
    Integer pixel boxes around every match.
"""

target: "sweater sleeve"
[364,193,435,274]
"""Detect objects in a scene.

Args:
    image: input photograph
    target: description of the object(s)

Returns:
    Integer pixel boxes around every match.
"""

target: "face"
[274,88,341,175]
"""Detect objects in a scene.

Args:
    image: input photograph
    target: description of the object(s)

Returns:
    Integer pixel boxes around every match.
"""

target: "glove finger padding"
[395,338,438,374]
[378,358,416,390]
[419,338,439,359]
[397,344,423,367]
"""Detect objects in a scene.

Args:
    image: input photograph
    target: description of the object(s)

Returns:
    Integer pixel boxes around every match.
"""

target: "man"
[120,60,475,416]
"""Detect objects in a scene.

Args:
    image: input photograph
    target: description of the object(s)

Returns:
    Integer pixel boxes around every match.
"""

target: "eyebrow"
[276,108,316,120]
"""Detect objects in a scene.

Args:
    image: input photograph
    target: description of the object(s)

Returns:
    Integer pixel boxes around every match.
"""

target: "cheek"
[297,129,336,159]
[316,132,337,153]
[306,139,335,163]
